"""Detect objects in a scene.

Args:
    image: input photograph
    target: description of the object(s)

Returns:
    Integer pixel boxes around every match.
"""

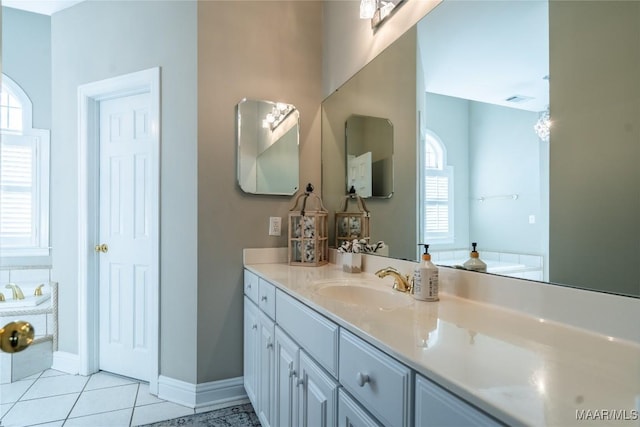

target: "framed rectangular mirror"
[236,98,299,195]
[345,114,393,198]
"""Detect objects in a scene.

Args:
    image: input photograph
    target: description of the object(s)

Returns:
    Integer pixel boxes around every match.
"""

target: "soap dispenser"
[463,242,487,272]
[413,244,439,301]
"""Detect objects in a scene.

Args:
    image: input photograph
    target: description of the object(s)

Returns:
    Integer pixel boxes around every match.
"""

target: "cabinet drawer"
[415,374,503,426]
[276,290,339,377]
[339,329,412,427]
[244,269,259,304]
[259,279,276,320]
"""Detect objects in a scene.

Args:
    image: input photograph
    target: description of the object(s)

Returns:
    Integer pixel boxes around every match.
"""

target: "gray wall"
[469,102,543,255]
[197,1,322,383]
[1,7,51,131]
[550,1,640,296]
[51,1,198,382]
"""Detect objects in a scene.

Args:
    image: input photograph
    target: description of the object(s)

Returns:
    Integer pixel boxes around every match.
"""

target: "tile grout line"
[128,382,141,427]
[0,369,45,424]
[60,371,92,426]
[62,375,143,425]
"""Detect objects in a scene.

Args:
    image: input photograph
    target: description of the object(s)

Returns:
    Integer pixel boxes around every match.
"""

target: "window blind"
[425,175,449,234]
[0,137,35,246]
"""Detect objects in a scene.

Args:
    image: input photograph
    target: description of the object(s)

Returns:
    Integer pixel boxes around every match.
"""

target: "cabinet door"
[258,311,275,427]
[338,389,383,427]
[274,326,300,427]
[415,375,502,427]
[243,297,259,409]
[298,350,338,427]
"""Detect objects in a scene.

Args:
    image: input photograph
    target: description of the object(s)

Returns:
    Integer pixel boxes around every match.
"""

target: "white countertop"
[244,261,640,427]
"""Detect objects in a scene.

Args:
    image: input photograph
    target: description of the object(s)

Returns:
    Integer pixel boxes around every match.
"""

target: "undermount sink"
[313,280,412,311]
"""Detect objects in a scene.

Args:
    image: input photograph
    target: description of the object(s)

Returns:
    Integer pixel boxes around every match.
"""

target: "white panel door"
[347,152,372,197]
[98,93,154,381]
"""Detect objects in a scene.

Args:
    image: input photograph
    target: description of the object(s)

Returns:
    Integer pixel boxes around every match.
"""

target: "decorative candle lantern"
[288,183,328,266]
[335,188,370,249]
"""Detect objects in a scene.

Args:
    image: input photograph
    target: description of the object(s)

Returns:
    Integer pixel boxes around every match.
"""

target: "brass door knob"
[0,321,34,353]
[95,243,109,253]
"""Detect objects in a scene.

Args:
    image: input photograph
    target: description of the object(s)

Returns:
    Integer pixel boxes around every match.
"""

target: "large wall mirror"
[237,98,299,195]
[322,0,640,298]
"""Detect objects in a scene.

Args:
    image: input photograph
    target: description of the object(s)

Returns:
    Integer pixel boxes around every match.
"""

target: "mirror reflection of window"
[420,130,453,244]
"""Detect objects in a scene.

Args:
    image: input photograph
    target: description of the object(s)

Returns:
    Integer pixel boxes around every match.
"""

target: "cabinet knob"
[266,340,273,349]
[252,323,257,330]
[356,372,370,387]
[261,295,267,302]
[289,368,297,378]
[296,377,305,387]
[247,284,252,289]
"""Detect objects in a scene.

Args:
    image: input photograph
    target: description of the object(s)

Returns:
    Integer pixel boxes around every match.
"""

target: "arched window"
[420,130,454,243]
[1,86,25,132]
[0,74,50,256]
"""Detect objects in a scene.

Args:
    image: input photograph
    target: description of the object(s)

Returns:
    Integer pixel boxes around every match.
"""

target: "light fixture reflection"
[360,0,376,19]
[263,103,295,131]
[534,107,551,142]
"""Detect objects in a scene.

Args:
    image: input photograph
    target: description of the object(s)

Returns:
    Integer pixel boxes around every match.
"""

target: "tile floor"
[0,369,209,426]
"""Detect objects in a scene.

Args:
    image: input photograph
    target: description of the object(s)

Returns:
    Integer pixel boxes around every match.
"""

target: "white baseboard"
[51,351,80,375]
[158,375,247,409]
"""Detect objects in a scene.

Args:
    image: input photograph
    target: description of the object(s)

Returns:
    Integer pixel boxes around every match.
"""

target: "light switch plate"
[269,217,282,236]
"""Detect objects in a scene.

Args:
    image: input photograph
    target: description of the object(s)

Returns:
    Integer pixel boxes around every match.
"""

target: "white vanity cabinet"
[243,273,276,427]
[244,268,505,427]
[415,374,502,427]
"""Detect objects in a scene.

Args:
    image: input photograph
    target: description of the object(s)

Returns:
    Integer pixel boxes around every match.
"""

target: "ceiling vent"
[505,95,534,103]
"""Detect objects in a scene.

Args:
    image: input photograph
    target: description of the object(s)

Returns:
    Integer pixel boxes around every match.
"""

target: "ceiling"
[3,0,84,15]
[418,0,549,112]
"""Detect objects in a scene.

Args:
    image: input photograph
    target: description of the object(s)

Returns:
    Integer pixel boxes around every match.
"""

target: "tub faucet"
[34,284,45,296]
[5,283,25,300]
[0,293,4,302]
[375,267,413,293]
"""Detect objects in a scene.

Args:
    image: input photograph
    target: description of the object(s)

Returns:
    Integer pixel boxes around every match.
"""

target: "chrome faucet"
[375,267,413,293]
[5,283,25,300]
